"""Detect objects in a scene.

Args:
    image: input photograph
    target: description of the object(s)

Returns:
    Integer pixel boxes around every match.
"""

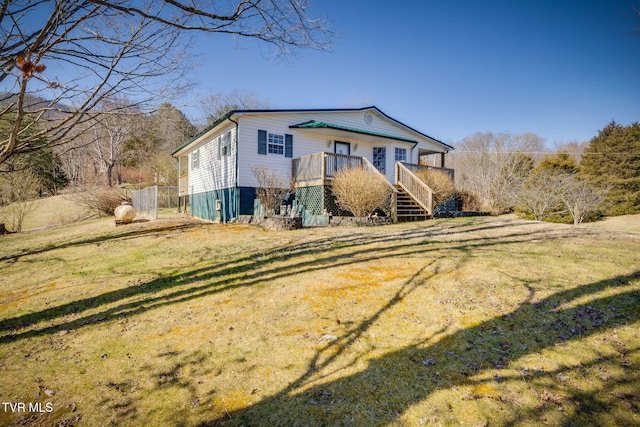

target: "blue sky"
[186,0,639,147]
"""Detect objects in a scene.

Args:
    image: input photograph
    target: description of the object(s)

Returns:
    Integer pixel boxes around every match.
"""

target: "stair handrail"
[395,162,435,216]
[362,157,398,194]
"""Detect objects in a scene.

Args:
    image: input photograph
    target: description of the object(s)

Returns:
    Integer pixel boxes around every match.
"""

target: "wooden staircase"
[393,162,434,222]
[395,185,430,222]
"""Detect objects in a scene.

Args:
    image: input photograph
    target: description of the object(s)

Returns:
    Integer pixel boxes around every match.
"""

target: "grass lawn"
[0,212,639,426]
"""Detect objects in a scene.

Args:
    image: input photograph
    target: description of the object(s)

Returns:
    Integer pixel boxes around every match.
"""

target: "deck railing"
[292,152,364,186]
[396,162,434,216]
[401,162,455,180]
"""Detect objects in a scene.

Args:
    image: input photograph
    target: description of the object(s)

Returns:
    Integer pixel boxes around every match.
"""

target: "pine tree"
[580,121,640,215]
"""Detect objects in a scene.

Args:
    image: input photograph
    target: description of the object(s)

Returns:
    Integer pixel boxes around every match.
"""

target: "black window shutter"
[285,134,293,158]
[217,136,221,159]
[258,130,267,155]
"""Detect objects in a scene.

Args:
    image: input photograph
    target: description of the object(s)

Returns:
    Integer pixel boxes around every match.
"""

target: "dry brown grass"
[0,208,639,426]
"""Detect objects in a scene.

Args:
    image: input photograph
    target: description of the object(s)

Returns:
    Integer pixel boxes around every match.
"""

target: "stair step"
[393,184,432,222]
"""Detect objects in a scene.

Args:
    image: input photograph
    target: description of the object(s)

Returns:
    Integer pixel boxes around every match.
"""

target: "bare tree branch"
[0,0,332,166]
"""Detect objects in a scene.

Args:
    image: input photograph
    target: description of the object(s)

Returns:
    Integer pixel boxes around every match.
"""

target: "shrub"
[513,170,566,221]
[76,188,128,217]
[331,166,393,217]
[0,169,41,232]
[252,166,293,217]
[455,189,482,212]
[414,169,455,207]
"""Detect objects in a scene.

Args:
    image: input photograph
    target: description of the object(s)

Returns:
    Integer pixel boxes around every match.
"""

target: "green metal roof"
[289,120,419,144]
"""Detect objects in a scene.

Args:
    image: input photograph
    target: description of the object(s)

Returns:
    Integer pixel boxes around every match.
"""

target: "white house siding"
[236,109,444,187]
[188,124,237,194]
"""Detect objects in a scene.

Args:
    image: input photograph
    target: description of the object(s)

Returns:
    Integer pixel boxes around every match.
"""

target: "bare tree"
[513,169,567,221]
[0,0,332,167]
[252,165,293,216]
[0,168,40,231]
[89,98,141,186]
[561,175,607,225]
[200,89,270,123]
[457,132,542,213]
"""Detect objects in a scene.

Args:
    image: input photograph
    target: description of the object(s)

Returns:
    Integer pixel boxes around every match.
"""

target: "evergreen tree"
[580,121,640,215]
[535,152,580,175]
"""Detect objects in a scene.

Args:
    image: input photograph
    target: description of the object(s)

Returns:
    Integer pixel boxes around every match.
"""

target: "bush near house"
[454,189,482,212]
[331,166,393,217]
[414,169,456,208]
[252,166,294,217]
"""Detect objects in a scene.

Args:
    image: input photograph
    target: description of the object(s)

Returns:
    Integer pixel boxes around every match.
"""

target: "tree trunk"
[105,163,114,187]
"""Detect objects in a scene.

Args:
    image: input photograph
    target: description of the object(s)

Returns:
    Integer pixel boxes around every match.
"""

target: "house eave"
[172,105,453,157]
[171,110,235,157]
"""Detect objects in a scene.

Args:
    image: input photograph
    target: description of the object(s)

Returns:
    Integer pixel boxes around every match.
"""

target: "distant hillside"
[0,92,72,116]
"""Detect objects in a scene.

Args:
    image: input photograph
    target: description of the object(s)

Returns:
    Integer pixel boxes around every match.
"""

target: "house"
[171,106,454,225]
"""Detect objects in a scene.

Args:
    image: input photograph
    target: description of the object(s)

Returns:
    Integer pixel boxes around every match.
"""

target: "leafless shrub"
[561,176,607,225]
[414,169,455,207]
[513,170,566,221]
[0,169,41,232]
[252,166,293,217]
[76,188,128,217]
[514,171,606,224]
[331,166,393,217]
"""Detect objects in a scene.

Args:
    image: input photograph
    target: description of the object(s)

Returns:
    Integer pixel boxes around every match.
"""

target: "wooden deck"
[292,152,365,187]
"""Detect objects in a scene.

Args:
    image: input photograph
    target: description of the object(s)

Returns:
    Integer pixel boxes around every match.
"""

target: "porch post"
[321,152,327,182]
[440,152,446,168]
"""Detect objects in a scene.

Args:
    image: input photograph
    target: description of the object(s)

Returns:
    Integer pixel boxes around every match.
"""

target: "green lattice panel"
[294,186,324,215]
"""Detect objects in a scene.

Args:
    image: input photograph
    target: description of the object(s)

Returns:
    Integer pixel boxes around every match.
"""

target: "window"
[221,131,231,156]
[259,130,293,157]
[191,149,200,169]
[395,147,407,162]
[268,133,284,155]
[373,147,386,173]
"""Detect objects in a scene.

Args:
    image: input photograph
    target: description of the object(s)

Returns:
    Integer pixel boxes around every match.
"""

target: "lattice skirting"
[294,186,324,215]
[293,185,351,216]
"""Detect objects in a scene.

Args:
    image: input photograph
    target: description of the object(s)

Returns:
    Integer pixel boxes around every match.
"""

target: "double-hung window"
[268,133,284,155]
[395,147,407,163]
[220,131,231,157]
[191,149,200,169]
[258,130,293,157]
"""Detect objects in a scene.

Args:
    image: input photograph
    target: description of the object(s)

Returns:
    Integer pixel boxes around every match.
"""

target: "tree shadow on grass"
[196,270,640,426]
[2,218,638,425]
[0,222,204,264]
[0,220,567,344]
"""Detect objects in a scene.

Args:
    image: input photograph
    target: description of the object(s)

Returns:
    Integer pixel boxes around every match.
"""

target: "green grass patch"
[0,214,639,426]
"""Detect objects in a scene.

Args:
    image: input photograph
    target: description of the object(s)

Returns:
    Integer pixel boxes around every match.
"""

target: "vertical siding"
[191,188,237,222]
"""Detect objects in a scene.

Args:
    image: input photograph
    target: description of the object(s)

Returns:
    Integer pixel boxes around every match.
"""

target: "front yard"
[1,214,639,426]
